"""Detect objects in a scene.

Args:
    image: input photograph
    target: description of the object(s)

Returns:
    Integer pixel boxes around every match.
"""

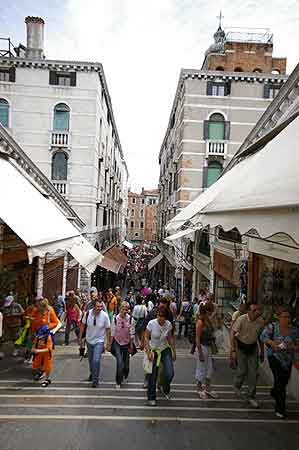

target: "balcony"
[205,140,227,158]
[52,180,68,197]
[51,131,70,148]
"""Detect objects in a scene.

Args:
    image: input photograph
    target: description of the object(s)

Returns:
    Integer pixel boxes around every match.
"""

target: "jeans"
[87,341,105,385]
[195,345,214,385]
[235,344,258,399]
[268,355,292,414]
[178,321,189,337]
[114,341,130,385]
[65,320,80,345]
[147,347,174,400]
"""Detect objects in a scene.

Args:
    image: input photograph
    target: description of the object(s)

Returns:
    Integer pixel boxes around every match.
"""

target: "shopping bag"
[143,351,153,374]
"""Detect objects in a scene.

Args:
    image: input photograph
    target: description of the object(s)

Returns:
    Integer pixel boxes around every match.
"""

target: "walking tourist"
[177,298,192,338]
[144,304,176,406]
[53,294,66,320]
[230,304,265,408]
[106,288,118,322]
[1,295,24,357]
[195,303,218,398]
[64,296,81,345]
[132,294,147,348]
[110,301,135,388]
[261,307,299,418]
[79,299,111,387]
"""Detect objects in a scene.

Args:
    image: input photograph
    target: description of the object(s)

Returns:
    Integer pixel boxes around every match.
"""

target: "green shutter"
[208,122,225,140]
[0,102,9,127]
[207,164,221,187]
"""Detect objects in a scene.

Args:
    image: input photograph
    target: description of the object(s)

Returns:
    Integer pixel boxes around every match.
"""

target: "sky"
[0,0,299,191]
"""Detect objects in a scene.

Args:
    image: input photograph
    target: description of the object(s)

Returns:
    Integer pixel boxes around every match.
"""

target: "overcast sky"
[0,0,298,191]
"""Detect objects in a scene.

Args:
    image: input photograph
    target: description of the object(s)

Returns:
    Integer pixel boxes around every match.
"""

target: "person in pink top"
[110,301,135,388]
[64,296,81,345]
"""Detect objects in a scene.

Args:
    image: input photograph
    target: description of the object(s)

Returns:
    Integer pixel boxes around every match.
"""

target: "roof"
[0,55,128,174]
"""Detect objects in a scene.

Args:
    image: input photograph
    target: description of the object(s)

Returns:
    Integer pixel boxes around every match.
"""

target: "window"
[103,208,108,226]
[132,198,136,204]
[272,69,280,75]
[234,67,243,72]
[131,209,135,217]
[142,198,145,205]
[140,209,144,217]
[53,103,70,131]
[130,221,134,228]
[0,67,15,82]
[51,152,68,180]
[207,80,230,97]
[203,113,230,141]
[49,71,76,87]
[0,99,9,127]
[264,83,281,99]
[135,232,139,237]
[140,222,144,229]
[215,66,224,71]
[253,68,262,73]
[205,161,222,188]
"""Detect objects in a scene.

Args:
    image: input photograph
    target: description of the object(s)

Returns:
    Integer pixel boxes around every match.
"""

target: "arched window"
[271,69,280,75]
[234,67,243,72]
[253,68,262,73]
[0,99,9,127]
[207,161,222,188]
[215,66,224,71]
[208,113,225,140]
[51,152,68,180]
[53,103,70,131]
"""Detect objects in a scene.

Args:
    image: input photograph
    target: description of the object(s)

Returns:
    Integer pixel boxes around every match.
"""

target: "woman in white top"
[144,304,176,406]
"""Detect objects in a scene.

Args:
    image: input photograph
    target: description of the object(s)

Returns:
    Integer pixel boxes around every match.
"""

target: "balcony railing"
[52,180,68,196]
[205,140,227,157]
[51,131,70,147]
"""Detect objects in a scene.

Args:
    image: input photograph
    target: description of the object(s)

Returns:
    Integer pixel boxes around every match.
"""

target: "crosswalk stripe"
[0,414,298,423]
[1,403,298,413]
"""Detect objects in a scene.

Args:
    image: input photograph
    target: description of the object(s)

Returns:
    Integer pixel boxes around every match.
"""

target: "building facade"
[157,24,287,295]
[127,189,159,243]
[0,17,129,288]
[157,25,287,242]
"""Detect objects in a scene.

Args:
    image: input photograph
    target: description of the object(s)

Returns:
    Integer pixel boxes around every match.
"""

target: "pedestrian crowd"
[0,284,298,418]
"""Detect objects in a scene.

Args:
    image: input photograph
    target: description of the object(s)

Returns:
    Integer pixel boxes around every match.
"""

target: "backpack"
[183,302,193,322]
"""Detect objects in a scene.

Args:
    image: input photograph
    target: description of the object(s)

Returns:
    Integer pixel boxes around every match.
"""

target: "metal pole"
[181,265,184,303]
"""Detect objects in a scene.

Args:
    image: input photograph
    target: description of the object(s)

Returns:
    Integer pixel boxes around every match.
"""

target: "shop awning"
[0,157,103,273]
[100,245,128,274]
[148,252,163,271]
[164,228,196,244]
[166,113,299,245]
[122,240,134,249]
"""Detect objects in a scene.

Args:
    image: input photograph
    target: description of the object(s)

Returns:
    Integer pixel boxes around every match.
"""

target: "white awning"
[164,228,196,244]
[0,157,103,273]
[167,114,299,245]
[148,253,163,271]
[122,240,134,249]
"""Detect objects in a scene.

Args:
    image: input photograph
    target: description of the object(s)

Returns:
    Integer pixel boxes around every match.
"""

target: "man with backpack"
[177,298,193,339]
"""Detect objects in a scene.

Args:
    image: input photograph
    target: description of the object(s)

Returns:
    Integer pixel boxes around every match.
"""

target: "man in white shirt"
[79,300,111,388]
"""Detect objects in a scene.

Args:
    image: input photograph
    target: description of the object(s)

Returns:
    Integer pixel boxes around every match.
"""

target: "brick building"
[127,189,159,243]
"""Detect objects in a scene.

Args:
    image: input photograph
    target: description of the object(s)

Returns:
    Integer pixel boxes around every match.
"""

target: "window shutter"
[263,84,270,99]
[203,120,209,140]
[70,72,77,87]
[9,67,15,82]
[206,81,213,96]
[202,166,208,189]
[49,70,57,85]
[225,81,231,96]
[224,121,231,140]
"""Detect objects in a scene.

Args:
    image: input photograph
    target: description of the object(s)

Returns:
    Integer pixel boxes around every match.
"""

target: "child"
[32,325,53,387]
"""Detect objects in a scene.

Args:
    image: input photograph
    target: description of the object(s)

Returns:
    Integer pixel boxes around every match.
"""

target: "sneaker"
[275,411,286,419]
[12,350,18,357]
[34,371,45,381]
[115,384,121,390]
[122,378,128,385]
[91,382,98,388]
[234,387,242,399]
[147,400,157,406]
[86,374,92,382]
[205,389,219,399]
[159,386,170,400]
[248,398,259,408]
[198,390,208,399]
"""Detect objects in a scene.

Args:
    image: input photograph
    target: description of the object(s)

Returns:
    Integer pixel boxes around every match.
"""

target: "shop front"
[213,250,240,312]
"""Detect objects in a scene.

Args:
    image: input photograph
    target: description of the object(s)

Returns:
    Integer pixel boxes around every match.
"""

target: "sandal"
[41,379,51,388]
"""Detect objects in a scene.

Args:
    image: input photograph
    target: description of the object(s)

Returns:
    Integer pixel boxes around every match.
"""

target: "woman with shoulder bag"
[195,303,218,399]
[110,301,135,389]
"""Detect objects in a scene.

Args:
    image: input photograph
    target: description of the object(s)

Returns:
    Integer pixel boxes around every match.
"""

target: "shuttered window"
[207,80,231,96]
[204,113,230,141]
[53,103,70,131]
[49,71,76,86]
[206,162,222,188]
[0,99,9,127]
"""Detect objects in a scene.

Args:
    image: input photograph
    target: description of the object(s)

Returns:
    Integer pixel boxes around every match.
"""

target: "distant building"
[0,17,129,288]
[157,22,288,293]
[127,189,159,243]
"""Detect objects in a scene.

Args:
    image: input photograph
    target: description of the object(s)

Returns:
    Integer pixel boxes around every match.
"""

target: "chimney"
[25,16,45,59]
